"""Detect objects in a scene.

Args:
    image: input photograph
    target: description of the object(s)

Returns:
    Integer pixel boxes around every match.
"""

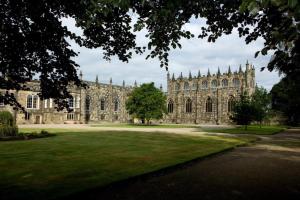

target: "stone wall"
[165,62,255,124]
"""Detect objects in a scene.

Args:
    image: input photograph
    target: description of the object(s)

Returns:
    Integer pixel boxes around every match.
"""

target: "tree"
[252,86,271,127]
[270,75,300,125]
[1,0,299,109]
[230,93,256,130]
[0,0,142,110]
[126,83,166,124]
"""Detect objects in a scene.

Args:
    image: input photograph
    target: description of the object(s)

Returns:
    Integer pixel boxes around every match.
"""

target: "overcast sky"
[63,17,281,91]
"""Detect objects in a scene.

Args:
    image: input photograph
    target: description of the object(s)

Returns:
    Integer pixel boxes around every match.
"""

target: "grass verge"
[202,125,286,135]
[0,130,254,200]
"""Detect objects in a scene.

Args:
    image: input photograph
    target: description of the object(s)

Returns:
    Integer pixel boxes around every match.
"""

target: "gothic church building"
[0,62,255,125]
[165,62,255,124]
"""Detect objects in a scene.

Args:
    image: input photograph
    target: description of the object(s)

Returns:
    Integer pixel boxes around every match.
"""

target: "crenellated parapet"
[167,61,255,94]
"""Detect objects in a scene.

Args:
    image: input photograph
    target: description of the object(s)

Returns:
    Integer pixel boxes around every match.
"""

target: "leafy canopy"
[230,93,256,129]
[251,86,271,126]
[1,0,299,109]
[271,75,300,125]
[125,82,166,123]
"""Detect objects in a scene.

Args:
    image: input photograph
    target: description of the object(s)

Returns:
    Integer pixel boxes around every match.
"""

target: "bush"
[0,111,14,126]
[0,125,18,137]
[40,130,49,135]
[0,111,18,137]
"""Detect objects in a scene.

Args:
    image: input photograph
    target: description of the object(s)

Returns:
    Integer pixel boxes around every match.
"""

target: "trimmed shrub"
[0,125,18,137]
[0,111,14,126]
[0,111,18,137]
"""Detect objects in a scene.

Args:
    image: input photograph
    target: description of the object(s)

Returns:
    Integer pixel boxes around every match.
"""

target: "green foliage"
[0,125,18,137]
[0,111,18,137]
[251,86,271,126]
[126,83,167,124]
[230,93,256,129]
[1,0,299,109]
[231,87,273,128]
[271,75,300,125]
[0,111,14,126]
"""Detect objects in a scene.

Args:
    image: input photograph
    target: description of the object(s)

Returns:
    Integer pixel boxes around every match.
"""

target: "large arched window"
[27,95,39,109]
[202,80,208,89]
[222,79,228,87]
[27,95,33,108]
[211,80,217,88]
[114,98,119,112]
[168,99,174,113]
[228,96,235,112]
[186,98,192,113]
[184,82,190,91]
[85,96,91,112]
[100,98,105,111]
[233,78,240,88]
[206,97,213,112]
[68,96,74,108]
[175,83,180,91]
[192,83,198,90]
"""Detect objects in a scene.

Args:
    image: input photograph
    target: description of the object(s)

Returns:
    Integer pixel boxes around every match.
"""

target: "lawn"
[202,125,286,135]
[0,130,254,200]
[90,123,199,128]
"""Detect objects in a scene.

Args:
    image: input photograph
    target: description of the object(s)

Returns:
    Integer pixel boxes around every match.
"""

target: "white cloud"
[62,17,281,91]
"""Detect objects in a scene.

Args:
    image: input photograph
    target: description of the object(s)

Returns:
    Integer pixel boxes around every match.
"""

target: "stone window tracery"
[222,79,228,87]
[206,97,213,112]
[211,80,217,88]
[228,96,235,112]
[186,98,192,113]
[114,98,119,112]
[202,80,208,89]
[100,98,105,111]
[184,82,190,91]
[233,78,240,88]
[168,99,174,113]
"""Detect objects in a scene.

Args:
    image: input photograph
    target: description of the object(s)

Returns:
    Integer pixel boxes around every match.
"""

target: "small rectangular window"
[25,112,31,120]
[68,97,74,108]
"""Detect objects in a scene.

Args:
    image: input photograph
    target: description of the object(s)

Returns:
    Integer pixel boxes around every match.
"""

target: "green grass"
[202,125,286,135]
[90,123,199,128]
[0,130,254,200]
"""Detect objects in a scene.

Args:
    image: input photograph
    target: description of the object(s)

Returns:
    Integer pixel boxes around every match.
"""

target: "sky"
[63,16,281,91]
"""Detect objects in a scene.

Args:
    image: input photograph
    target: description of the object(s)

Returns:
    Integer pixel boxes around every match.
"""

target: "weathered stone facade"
[0,61,255,125]
[165,62,255,124]
[0,78,133,124]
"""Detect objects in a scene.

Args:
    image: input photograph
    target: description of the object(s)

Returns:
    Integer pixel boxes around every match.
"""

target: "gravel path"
[65,128,300,200]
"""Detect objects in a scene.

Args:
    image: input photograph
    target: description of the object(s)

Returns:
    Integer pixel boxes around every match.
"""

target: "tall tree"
[1,0,299,108]
[252,86,271,127]
[126,83,166,124]
[230,93,256,130]
[271,76,300,125]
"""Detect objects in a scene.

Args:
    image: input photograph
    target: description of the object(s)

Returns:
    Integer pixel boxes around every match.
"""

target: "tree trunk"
[260,121,262,128]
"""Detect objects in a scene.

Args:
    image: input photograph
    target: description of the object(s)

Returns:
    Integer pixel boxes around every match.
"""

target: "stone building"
[0,75,133,124]
[164,61,255,124]
[0,61,256,125]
